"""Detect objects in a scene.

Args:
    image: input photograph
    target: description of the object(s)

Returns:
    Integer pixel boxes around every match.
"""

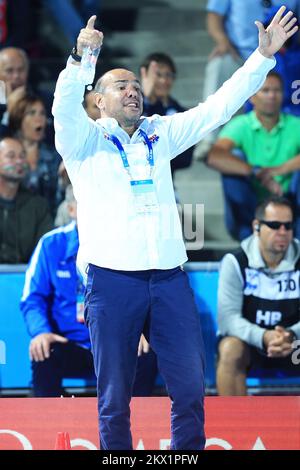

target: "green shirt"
[219,111,300,200]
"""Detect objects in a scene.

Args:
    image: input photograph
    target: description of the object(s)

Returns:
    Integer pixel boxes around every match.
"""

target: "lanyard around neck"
[108,129,154,172]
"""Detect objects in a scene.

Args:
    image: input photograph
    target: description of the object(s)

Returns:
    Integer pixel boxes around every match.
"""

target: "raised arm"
[164,6,299,158]
[256,6,298,58]
[52,16,104,164]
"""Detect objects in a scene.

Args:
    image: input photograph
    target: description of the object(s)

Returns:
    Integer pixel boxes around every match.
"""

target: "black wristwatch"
[71,46,82,62]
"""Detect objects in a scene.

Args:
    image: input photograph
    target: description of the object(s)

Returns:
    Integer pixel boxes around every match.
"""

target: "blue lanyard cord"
[107,131,154,176]
[138,129,154,167]
[110,134,130,169]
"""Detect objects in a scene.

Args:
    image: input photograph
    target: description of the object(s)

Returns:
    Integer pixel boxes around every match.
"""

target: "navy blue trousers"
[85,265,206,450]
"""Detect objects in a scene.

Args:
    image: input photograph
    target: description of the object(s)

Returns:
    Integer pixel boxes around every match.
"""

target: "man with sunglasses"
[217,196,300,395]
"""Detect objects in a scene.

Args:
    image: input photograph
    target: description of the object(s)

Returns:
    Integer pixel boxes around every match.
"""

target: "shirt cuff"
[244,48,276,74]
[63,56,83,80]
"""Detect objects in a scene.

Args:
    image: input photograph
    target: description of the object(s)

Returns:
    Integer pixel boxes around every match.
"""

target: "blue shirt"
[21,221,91,349]
[207,0,300,59]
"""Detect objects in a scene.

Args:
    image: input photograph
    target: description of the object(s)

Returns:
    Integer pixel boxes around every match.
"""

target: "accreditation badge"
[131,179,159,215]
[76,292,85,323]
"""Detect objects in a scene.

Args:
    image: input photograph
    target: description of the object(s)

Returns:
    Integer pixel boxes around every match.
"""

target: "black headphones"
[254,223,260,233]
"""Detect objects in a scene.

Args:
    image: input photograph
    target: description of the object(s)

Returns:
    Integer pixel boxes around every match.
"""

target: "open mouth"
[125,102,139,109]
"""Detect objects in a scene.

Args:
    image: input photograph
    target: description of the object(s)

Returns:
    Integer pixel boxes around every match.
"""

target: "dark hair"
[266,70,284,89]
[255,196,294,221]
[83,90,94,109]
[140,52,176,76]
[8,92,45,135]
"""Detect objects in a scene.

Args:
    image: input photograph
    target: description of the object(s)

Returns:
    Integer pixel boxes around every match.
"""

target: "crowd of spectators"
[0,1,299,397]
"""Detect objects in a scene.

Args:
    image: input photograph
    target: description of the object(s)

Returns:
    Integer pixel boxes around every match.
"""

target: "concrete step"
[175,162,234,243]
[135,8,206,31]
[102,0,207,9]
[109,54,207,72]
[105,30,212,58]
[172,78,205,108]
[101,7,206,32]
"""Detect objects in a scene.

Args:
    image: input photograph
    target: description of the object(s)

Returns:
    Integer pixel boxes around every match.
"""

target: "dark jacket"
[143,96,194,174]
[21,221,90,348]
[0,188,53,264]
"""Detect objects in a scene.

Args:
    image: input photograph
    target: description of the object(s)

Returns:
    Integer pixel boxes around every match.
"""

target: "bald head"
[0,48,29,93]
[0,137,27,183]
[94,68,143,134]
[95,68,139,94]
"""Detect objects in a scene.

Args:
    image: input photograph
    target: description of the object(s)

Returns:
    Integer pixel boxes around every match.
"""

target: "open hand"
[257,6,298,58]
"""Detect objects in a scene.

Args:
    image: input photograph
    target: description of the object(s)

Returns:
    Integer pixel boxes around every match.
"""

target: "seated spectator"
[0,137,52,263]
[140,52,194,180]
[207,72,300,240]
[196,0,300,159]
[8,91,61,216]
[217,196,300,396]
[0,47,55,144]
[20,189,94,397]
[55,176,72,227]
[21,186,160,397]
[83,89,100,121]
[0,47,28,97]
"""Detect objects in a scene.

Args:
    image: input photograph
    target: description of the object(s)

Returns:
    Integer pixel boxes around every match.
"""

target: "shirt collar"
[96,116,157,142]
[249,111,284,132]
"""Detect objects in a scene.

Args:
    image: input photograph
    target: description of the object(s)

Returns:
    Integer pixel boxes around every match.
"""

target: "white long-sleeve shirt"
[52,50,275,271]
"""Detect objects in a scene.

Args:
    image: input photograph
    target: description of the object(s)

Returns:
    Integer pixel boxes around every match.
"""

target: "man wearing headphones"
[217,196,300,395]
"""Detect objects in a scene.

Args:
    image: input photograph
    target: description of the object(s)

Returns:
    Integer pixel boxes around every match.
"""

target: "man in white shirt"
[52,7,297,450]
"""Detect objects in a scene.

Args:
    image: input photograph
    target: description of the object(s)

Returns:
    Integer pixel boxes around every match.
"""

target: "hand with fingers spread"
[77,15,104,56]
[256,6,298,58]
[140,61,159,103]
[29,333,68,362]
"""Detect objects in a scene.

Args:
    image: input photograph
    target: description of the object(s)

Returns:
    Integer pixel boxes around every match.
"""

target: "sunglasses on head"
[259,220,293,231]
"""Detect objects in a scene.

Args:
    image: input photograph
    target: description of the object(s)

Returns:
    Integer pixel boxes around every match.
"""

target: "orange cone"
[54,432,71,450]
